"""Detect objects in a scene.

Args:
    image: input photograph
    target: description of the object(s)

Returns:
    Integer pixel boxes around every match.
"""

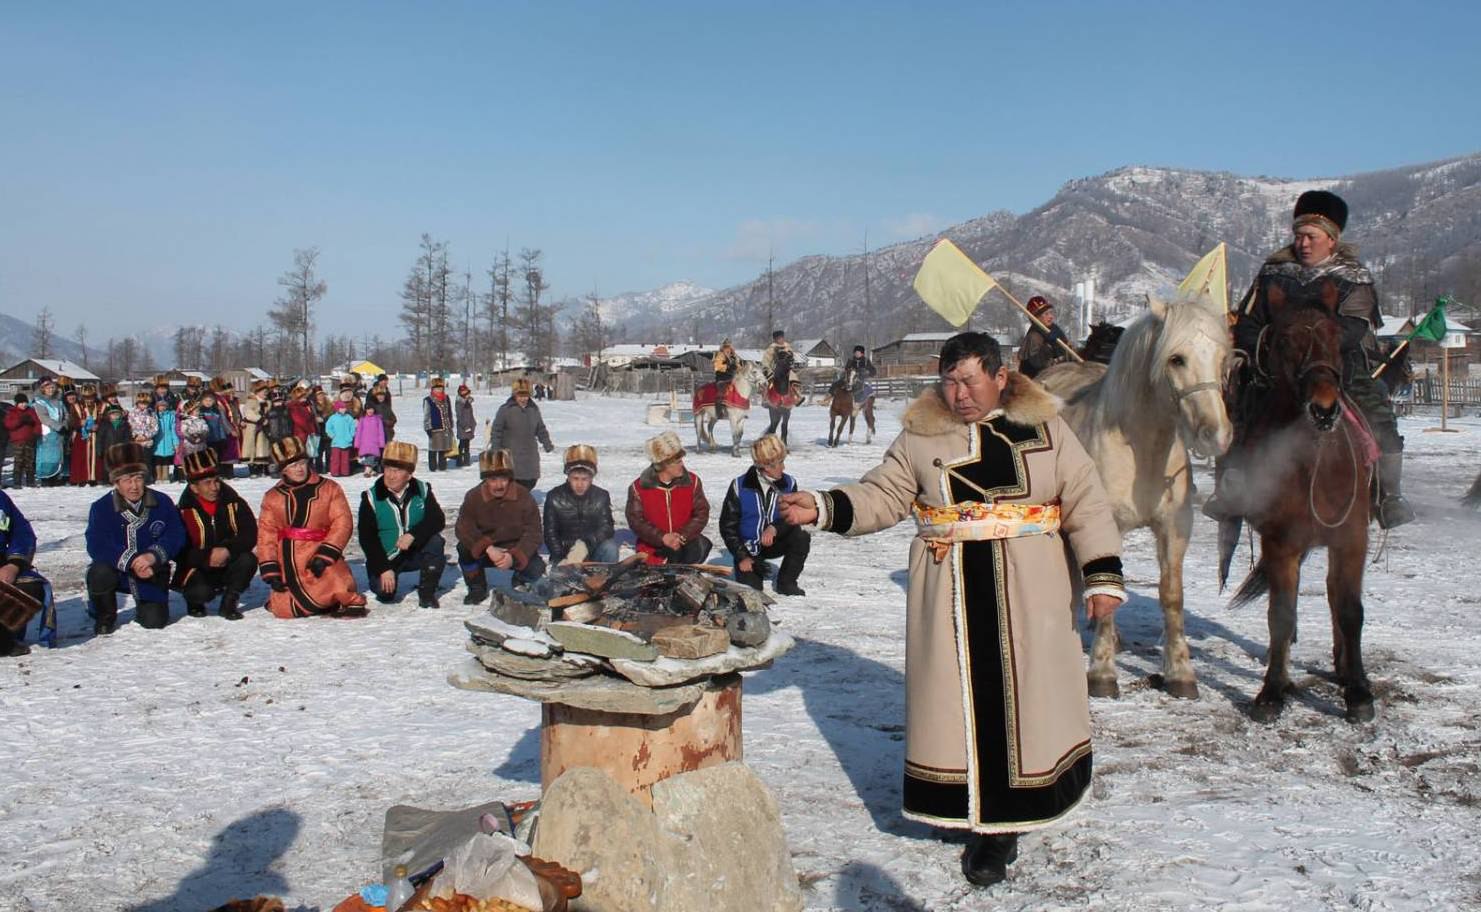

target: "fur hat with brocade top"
[183,448,219,482]
[645,431,685,467]
[106,443,150,482]
[563,444,598,475]
[271,436,309,469]
[480,448,515,479]
[381,441,418,472]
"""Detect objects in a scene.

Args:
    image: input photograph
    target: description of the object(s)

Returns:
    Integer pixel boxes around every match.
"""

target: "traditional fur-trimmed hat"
[183,448,219,482]
[250,379,270,394]
[772,329,786,341]
[1027,295,1053,317]
[751,433,787,467]
[1293,190,1348,239]
[645,430,685,467]
[211,376,231,393]
[480,448,515,479]
[563,444,598,475]
[338,376,357,391]
[100,383,118,400]
[152,374,170,388]
[382,441,418,473]
[185,374,203,389]
[271,436,309,469]
[106,442,150,481]
[511,377,533,396]
[81,383,98,399]
[430,376,446,389]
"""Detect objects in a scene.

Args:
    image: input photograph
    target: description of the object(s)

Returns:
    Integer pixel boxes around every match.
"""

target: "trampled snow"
[3,392,1479,911]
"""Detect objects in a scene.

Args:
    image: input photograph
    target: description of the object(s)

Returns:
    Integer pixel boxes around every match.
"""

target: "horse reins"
[1308,419,1364,530]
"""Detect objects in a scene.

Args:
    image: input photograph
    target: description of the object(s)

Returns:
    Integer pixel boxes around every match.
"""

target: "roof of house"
[20,359,101,381]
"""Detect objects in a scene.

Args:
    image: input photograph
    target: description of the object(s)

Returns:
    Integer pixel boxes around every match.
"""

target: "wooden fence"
[585,368,937,401]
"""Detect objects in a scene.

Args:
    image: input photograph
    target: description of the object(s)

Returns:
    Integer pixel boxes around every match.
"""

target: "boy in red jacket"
[4,394,42,488]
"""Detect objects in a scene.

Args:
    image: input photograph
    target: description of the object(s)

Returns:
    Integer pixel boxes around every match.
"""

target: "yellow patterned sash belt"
[913,500,1061,563]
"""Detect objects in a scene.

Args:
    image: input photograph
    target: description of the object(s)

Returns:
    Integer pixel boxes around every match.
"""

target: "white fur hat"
[645,430,685,467]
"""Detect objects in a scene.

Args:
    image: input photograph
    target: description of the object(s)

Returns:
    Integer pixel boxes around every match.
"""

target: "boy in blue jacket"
[718,434,810,596]
[84,443,186,633]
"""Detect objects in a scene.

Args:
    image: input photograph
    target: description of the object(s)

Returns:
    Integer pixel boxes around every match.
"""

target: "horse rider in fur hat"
[713,340,740,418]
[84,443,187,634]
[780,331,1124,888]
[1206,190,1413,528]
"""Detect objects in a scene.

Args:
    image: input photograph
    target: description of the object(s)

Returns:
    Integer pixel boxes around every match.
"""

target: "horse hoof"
[1249,696,1284,724]
[1087,677,1120,699]
[1162,678,1200,700]
[1344,700,1375,724]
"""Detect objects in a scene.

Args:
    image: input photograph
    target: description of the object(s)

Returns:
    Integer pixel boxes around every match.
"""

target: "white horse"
[1037,294,1233,699]
[693,360,759,456]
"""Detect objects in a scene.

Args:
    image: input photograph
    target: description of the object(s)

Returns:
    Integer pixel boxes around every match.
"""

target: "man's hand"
[266,576,289,593]
[484,545,504,565]
[491,550,514,571]
[0,563,19,586]
[379,570,397,595]
[129,554,156,579]
[779,492,818,526]
[737,557,753,574]
[759,525,776,548]
[307,556,331,578]
[395,533,415,552]
[1087,594,1120,622]
[208,547,230,568]
[660,532,684,551]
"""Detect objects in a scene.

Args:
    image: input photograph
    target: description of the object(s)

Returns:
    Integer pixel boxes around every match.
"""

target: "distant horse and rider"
[693,359,760,456]
[820,364,877,447]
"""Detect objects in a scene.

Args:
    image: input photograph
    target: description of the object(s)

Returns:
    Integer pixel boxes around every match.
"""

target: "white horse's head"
[732,360,758,399]
[1144,293,1234,459]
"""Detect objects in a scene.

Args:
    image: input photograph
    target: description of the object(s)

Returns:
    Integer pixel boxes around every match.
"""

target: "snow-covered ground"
[3,391,1480,911]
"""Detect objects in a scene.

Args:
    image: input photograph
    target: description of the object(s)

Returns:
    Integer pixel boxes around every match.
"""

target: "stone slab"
[449,658,705,715]
[466,643,595,681]
[548,621,659,662]
[649,624,730,660]
[607,631,795,688]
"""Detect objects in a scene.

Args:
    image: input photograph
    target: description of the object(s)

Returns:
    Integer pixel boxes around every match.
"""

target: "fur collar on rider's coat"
[901,372,1062,437]
[1261,243,1373,285]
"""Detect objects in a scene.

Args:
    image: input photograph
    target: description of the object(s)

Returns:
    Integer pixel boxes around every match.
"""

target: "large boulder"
[534,764,802,912]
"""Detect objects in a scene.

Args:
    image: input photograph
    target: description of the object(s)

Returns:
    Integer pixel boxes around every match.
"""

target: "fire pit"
[450,559,794,805]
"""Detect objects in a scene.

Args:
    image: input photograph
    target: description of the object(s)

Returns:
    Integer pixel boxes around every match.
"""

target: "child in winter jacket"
[152,398,177,483]
[128,393,159,447]
[325,401,357,477]
[4,393,41,487]
[353,401,386,477]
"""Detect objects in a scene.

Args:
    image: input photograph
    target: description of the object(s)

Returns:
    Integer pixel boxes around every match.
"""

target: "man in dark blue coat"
[0,489,49,655]
[719,433,809,596]
[85,442,186,633]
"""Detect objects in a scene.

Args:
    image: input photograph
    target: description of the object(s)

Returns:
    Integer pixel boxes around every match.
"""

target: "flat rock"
[502,637,553,658]
[448,658,705,715]
[489,593,550,630]
[465,614,555,648]
[607,631,795,687]
[466,643,594,681]
[650,624,730,660]
[548,621,659,662]
[532,768,666,912]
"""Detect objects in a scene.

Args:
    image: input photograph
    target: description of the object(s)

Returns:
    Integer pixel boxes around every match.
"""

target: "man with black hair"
[780,331,1124,889]
[173,448,257,620]
[85,443,187,633]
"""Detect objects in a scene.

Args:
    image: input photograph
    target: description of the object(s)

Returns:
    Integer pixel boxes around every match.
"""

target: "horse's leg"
[1087,610,1121,699]
[1154,512,1198,699]
[847,410,856,443]
[780,409,789,445]
[731,412,744,457]
[1328,531,1374,722]
[1252,539,1302,723]
[864,399,875,444]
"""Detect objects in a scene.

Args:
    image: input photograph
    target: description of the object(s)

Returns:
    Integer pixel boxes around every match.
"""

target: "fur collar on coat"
[900,372,1061,437]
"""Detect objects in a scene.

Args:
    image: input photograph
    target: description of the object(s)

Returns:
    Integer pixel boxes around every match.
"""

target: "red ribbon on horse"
[693,382,750,411]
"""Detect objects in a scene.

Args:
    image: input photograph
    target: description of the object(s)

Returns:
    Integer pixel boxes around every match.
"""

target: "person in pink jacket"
[354,401,387,477]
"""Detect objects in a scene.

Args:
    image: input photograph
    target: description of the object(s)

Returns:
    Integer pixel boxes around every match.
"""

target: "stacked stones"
[449,560,794,713]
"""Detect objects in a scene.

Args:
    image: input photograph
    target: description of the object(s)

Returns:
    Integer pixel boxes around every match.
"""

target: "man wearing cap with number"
[1206,189,1413,528]
[626,430,712,565]
[543,444,618,565]
[84,442,187,633]
[172,449,257,620]
[455,449,545,603]
[358,441,447,608]
[256,437,367,618]
[720,433,809,595]
[1016,296,1070,379]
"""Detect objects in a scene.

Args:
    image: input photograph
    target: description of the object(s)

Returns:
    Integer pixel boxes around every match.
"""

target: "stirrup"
[1377,495,1414,530]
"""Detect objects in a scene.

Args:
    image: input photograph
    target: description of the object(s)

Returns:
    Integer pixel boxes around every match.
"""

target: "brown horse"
[1226,285,1376,723]
[1464,470,1481,508]
[821,377,876,447]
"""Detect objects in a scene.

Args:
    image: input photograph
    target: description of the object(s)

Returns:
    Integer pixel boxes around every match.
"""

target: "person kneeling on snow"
[255,437,368,618]
[0,489,51,655]
[84,443,186,634]
[358,441,447,608]
[543,444,619,565]
[626,431,712,565]
[171,449,257,621]
[455,449,544,604]
[719,434,809,596]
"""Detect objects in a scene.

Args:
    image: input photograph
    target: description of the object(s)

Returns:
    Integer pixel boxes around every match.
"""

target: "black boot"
[91,593,118,636]
[187,603,207,618]
[418,564,443,609]
[734,568,763,591]
[774,577,805,597]
[961,833,1019,887]
[1376,452,1415,529]
[218,592,244,620]
[462,573,489,605]
[135,602,169,629]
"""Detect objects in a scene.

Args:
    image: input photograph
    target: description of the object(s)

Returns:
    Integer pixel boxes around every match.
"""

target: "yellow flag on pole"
[1176,242,1228,313]
[912,239,999,328]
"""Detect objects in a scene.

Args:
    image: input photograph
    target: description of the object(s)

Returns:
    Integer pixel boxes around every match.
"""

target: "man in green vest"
[357,441,448,608]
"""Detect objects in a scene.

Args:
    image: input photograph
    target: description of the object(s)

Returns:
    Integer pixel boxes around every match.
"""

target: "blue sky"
[3,1,1478,339]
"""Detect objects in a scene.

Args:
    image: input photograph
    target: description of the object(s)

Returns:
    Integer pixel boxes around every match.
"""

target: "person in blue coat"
[0,489,50,656]
[84,442,186,634]
[718,434,810,596]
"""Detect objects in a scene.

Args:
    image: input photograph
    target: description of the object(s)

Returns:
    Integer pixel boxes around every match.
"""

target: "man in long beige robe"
[782,331,1125,888]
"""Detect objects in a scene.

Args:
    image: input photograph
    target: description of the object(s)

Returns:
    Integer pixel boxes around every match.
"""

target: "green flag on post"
[1408,297,1449,342]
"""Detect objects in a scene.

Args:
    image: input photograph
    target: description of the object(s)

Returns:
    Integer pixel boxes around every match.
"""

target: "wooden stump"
[540,673,743,807]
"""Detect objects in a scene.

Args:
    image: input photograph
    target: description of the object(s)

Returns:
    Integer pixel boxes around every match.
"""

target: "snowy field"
[3,391,1481,912]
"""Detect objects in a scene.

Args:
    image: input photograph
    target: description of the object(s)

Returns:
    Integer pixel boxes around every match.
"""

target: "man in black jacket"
[171,449,258,620]
[543,444,618,564]
[719,434,809,595]
[357,441,447,607]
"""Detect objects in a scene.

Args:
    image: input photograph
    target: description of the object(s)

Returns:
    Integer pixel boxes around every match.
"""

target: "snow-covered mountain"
[597,281,715,328]
[0,311,104,367]
[611,153,1481,347]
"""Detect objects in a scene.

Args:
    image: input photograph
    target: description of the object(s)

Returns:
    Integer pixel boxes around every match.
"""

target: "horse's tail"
[1464,469,1481,509]
[1228,557,1269,609]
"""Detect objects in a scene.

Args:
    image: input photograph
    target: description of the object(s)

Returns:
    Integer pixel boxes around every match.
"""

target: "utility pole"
[862,229,872,353]
[463,266,473,382]
[766,244,776,341]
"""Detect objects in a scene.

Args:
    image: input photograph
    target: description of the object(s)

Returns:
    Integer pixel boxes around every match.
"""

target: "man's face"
[283,460,309,483]
[155,385,168,397]
[657,457,685,484]
[941,356,1008,423]
[568,470,593,495]
[1039,307,1056,327]
[515,392,530,406]
[759,459,786,481]
[115,473,146,502]
[484,476,511,498]
[383,466,411,492]
[190,476,221,503]
[1293,224,1337,267]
